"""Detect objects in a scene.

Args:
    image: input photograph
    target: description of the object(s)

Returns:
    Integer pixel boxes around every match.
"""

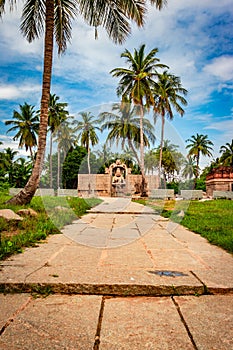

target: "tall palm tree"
[186,133,213,187]
[2,0,166,204]
[110,44,166,195]
[220,140,233,166]
[99,102,155,167]
[74,112,99,193]
[5,103,39,161]
[182,156,197,180]
[153,71,188,187]
[48,93,69,188]
[54,121,77,189]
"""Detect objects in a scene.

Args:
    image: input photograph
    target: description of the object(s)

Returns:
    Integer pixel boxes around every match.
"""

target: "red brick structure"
[206,166,233,197]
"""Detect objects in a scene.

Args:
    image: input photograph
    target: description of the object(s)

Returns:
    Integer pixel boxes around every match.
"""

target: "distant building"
[206,166,233,197]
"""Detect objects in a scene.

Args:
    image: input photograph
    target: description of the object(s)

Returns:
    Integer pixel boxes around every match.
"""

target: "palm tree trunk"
[128,138,140,167]
[29,146,34,164]
[49,133,53,188]
[139,103,147,197]
[158,112,165,188]
[87,144,91,194]
[57,146,60,189]
[194,152,200,189]
[6,0,54,205]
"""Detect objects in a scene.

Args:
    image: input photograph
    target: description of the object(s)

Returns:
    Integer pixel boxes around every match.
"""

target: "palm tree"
[3,148,19,185]
[2,0,166,205]
[220,140,233,166]
[153,71,188,187]
[48,93,69,188]
[5,103,39,161]
[182,156,197,180]
[99,102,155,167]
[144,149,157,175]
[186,133,213,187]
[110,44,166,195]
[74,112,100,193]
[54,121,77,189]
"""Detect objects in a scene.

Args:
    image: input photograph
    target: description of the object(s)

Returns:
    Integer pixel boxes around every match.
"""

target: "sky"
[0,0,233,169]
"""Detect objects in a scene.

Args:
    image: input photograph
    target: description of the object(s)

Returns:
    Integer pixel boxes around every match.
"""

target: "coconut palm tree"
[182,156,197,180]
[219,140,233,166]
[74,112,100,193]
[54,121,77,189]
[110,44,166,195]
[99,102,155,167]
[48,93,70,188]
[5,103,39,161]
[186,133,213,187]
[2,0,167,205]
[153,71,188,187]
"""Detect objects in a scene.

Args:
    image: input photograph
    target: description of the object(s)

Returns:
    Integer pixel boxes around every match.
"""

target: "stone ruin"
[206,166,233,197]
[78,159,158,197]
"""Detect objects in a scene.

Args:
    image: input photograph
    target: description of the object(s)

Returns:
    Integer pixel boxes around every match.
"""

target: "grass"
[133,198,233,254]
[0,192,102,260]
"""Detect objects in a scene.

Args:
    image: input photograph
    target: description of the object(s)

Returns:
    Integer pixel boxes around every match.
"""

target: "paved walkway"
[0,198,233,349]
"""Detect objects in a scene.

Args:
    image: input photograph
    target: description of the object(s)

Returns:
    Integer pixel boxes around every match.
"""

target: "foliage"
[186,133,213,182]
[219,139,233,166]
[5,102,39,160]
[62,146,87,188]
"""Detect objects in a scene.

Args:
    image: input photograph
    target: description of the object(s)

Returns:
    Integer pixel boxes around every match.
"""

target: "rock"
[177,210,185,217]
[54,206,69,211]
[0,209,23,221]
[16,208,38,217]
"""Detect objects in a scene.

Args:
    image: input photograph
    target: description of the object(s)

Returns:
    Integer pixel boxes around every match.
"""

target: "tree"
[110,44,166,195]
[220,139,233,166]
[48,93,69,188]
[54,121,77,189]
[100,102,155,167]
[154,140,184,183]
[2,148,19,185]
[3,0,165,204]
[182,156,197,180]
[62,146,87,189]
[74,112,100,193]
[144,149,158,175]
[5,103,39,161]
[186,133,213,187]
[153,71,187,186]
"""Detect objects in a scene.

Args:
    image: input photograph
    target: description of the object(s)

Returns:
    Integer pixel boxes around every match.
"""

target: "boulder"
[0,209,23,221]
[16,208,38,217]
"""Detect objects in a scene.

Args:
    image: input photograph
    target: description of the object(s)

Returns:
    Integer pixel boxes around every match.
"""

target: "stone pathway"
[0,197,233,349]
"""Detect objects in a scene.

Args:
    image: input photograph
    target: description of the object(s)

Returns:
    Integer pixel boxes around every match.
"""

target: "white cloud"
[204,56,233,81]
[0,84,41,101]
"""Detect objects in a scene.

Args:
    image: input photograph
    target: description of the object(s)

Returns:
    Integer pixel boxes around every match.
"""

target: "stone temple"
[206,166,233,197]
[78,159,158,197]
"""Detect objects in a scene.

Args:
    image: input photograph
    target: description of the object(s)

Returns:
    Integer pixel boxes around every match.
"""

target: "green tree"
[220,139,233,166]
[62,146,87,189]
[110,44,165,195]
[182,156,197,180]
[3,0,162,204]
[74,112,100,193]
[153,71,187,186]
[186,133,213,187]
[100,102,155,167]
[48,93,70,188]
[5,103,39,161]
[55,122,77,189]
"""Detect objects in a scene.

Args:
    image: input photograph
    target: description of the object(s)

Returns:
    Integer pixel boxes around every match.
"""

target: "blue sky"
[0,0,233,169]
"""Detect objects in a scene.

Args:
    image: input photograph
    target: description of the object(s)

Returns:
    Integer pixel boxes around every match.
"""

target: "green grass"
[0,193,102,260]
[134,198,233,254]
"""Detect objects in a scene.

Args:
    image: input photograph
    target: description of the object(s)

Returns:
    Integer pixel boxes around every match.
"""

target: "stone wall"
[78,174,159,197]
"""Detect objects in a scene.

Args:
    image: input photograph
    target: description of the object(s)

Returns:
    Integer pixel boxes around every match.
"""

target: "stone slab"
[175,295,233,350]
[0,295,101,350]
[0,294,31,329]
[99,297,193,350]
